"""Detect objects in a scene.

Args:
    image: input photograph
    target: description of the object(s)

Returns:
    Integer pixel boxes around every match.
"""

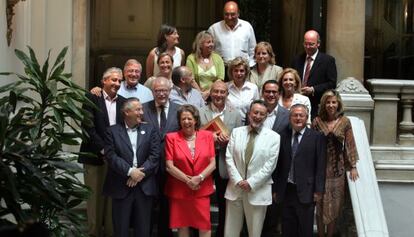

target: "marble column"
[72,0,89,89]
[326,0,365,82]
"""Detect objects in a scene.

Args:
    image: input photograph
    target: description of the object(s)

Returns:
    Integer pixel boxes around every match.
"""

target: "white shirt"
[226,81,259,123]
[303,50,319,77]
[263,105,279,129]
[278,93,312,125]
[208,19,257,67]
[126,125,138,168]
[103,90,118,126]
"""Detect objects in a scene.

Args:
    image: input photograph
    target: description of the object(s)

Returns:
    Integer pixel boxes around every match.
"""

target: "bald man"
[208,1,256,68]
[291,30,337,119]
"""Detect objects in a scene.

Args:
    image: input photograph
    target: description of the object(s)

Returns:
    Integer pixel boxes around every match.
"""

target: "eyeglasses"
[303,42,317,47]
[154,89,169,94]
[263,90,279,95]
[126,69,141,74]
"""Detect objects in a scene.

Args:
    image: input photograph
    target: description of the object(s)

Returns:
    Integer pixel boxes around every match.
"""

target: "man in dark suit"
[260,80,290,237]
[292,30,337,119]
[273,104,326,237]
[103,97,160,237]
[142,76,180,237]
[78,67,126,236]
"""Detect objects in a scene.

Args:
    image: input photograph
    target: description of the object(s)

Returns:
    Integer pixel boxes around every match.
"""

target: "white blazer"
[225,126,280,205]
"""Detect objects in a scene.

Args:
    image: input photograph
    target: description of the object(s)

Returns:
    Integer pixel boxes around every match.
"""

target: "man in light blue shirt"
[170,66,205,108]
[90,59,153,103]
[118,59,153,103]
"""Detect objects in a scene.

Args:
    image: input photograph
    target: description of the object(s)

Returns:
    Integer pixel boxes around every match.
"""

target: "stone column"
[326,0,365,82]
[367,79,400,146]
[399,87,414,145]
[72,0,89,88]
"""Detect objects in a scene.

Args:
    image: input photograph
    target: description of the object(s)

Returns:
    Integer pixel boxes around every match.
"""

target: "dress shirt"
[208,19,257,67]
[169,85,205,108]
[211,103,226,121]
[118,81,153,103]
[291,127,306,145]
[263,105,279,129]
[303,50,319,78]
[126,125,138,176]
[103,90,118,126]
[226,81,259,123]
[156,101,169,127]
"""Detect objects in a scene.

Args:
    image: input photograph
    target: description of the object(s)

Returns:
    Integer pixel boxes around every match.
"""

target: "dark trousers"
[154,174,173,237]
[112,188,153,237]
[261,201,282,237]
[281,183,315,237]
[214,170,228,237]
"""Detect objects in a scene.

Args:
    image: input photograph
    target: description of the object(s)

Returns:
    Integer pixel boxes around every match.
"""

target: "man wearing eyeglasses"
[90,59,154,103]
[208,1,257,68]
[142,76,180,237]
[291,30,337,119]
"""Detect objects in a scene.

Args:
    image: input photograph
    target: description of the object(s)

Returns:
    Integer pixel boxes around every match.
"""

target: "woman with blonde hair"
[226,57,259,123]
[186,31,225,100]
[248,41,283,92]
[278,67,311,124]
[312,90,359,237]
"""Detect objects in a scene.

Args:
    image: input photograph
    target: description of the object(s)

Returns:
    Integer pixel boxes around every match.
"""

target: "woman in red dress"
[165,104,216,237]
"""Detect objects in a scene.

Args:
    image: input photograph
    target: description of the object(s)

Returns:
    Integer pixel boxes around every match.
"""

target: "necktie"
[303,56,313,86]
[244,129,257,177]
[159,105,166,131]
[288,131,300,183]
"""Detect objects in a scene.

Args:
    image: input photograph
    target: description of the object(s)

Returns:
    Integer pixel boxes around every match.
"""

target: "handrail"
[348,116,389,237]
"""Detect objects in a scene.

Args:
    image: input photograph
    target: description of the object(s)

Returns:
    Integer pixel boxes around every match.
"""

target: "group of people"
[78,1,360,237]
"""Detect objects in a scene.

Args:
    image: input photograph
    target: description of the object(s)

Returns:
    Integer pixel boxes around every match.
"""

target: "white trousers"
[224,195,267,237]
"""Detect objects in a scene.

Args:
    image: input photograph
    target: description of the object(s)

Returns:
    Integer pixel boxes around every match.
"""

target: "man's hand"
[126,177,139,187]
[216,133,230,146]
[301,86,314,96]
[90,86,102,96]
[130,167,145,182]
[237,180,252,192]
[272,192,277,202]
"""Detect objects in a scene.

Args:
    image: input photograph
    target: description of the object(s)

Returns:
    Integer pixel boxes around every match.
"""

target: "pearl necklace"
[203,57,210,64]
[185,134,196,141]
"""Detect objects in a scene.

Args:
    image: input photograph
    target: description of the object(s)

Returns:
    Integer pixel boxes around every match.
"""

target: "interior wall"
[0,0,73,87]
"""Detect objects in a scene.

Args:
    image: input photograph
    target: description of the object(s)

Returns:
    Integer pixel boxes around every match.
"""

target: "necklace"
[202,57,210,64]
[185,133,196,141]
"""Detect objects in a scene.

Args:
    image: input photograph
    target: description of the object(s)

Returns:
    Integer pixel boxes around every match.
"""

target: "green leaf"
[51,47,68,72]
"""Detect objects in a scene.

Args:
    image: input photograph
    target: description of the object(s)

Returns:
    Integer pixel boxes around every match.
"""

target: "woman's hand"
[349,167,359,181]
[90,86,102,96]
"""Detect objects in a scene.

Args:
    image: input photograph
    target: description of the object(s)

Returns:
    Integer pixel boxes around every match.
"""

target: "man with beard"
[224,100,280,237]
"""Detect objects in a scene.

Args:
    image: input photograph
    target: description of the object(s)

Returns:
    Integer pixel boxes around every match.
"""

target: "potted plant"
[0,46,93,236]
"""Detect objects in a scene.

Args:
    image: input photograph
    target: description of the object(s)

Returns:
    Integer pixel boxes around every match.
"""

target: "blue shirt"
[118,81,153,103]
[169,86,205,108]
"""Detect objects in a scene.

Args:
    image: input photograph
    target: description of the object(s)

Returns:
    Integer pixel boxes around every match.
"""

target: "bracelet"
[199,174,205,181]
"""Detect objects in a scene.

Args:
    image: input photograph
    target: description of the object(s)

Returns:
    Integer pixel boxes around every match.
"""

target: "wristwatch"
[199,174,205,181]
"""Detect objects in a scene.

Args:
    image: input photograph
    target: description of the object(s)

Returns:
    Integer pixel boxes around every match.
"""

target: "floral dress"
[312,116,358,224]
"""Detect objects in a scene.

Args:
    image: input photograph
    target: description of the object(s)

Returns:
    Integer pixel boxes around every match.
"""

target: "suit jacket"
[273,126,327,204]
[78,92,126,165]
[164,130,215,199]
[225,126,280,205]
[142,100,180,172]
[292,52,337,118]
[271,105,290,134]
[102,123,161,199]
[199,104,243,179]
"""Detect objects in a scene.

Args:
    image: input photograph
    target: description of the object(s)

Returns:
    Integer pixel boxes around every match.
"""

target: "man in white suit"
[224,100,280,237]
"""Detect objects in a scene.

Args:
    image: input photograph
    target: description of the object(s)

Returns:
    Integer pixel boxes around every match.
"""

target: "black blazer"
[142,100,180,172]
[78,92,126,165]
[292,52,337,118]
[102,123,161,199]
[273,126,326,204]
